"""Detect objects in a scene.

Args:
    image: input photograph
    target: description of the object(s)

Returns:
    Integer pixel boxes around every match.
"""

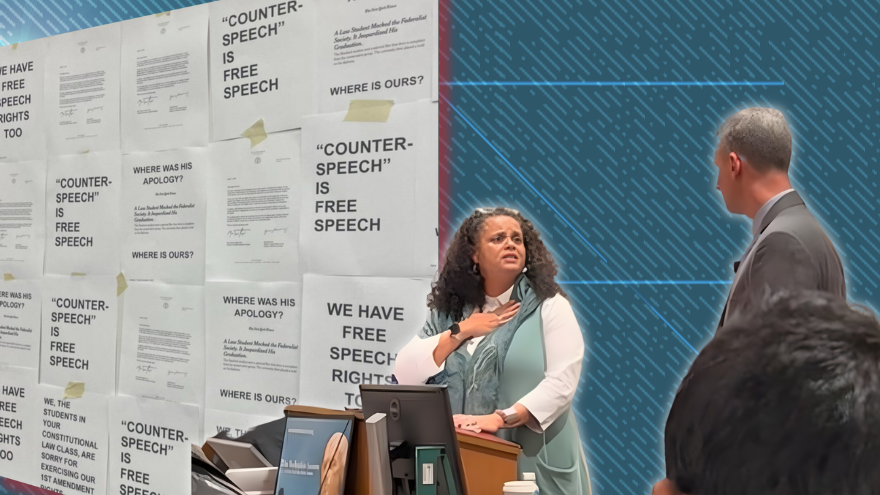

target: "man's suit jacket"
[718,191,846,328]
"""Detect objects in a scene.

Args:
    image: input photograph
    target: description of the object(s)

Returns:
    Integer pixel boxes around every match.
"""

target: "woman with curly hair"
[395,207,592,495]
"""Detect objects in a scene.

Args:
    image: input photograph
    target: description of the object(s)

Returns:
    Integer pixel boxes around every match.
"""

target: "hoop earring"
[472,263,479,275]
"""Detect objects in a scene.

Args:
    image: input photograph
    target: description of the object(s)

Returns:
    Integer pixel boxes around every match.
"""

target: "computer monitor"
[360,384,467,495]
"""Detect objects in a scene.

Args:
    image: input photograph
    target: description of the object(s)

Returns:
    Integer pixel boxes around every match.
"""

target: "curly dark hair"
[428,207,565,320]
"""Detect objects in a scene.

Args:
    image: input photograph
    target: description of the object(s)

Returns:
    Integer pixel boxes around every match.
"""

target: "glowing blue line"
[441,81,785,87]
[439,93,609,263]
[559,280,731,285]
[628,286,698,353]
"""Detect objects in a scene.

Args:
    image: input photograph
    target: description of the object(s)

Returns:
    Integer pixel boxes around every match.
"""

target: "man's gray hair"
[717,107,792,172]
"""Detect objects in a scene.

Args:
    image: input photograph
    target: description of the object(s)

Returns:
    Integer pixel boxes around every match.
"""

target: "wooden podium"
[346,423,522,495]
[455,428,522,494]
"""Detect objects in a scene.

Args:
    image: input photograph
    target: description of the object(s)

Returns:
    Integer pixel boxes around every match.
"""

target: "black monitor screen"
[360,384,466,495]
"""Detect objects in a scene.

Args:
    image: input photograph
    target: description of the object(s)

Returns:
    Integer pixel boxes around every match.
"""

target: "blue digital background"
[439,1,879,494]
[2,1,879,494]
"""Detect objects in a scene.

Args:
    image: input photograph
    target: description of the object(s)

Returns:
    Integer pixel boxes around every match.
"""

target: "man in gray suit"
[713,107,846,328]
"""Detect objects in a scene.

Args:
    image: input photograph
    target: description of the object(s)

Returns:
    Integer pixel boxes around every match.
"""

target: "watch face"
[450,323,460,335]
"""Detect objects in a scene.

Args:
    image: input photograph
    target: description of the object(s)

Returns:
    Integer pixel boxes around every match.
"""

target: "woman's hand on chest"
[459,301,520,339]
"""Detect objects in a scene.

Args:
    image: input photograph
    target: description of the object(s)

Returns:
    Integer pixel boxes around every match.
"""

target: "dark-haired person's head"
[660,291,880,495]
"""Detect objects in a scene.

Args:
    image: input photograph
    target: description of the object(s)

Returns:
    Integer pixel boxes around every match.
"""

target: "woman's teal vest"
[494,306,592,495]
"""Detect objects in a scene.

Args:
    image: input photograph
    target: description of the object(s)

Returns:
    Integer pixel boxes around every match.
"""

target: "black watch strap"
[449,323,461,336]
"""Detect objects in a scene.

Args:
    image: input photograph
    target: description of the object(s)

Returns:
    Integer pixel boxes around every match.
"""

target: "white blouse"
[393,284,585,433]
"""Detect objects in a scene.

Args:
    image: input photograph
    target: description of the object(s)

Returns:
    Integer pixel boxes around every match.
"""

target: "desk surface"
[456,428,522,455]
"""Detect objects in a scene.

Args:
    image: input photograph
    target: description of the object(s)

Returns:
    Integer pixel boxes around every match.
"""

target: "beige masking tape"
[3,273,13,281]
[64,382,85,399]
[117,272,128,297]
[344,100,394,123]
[11,43,18,50]
[155,11,170,17]
[241,118,267,148]
[71,272,86,277]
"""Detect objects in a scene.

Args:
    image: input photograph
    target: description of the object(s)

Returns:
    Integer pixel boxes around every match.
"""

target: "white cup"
[503,480,539,494]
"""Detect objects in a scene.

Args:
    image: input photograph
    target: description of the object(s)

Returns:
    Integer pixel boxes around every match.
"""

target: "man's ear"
[728,151,743,177]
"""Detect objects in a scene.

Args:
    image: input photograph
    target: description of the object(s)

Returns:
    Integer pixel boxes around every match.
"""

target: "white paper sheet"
[202,408,278,444]
[416,101,439,270]
[0,39,46,162]
[209,0,316,140]
[40,275,118,395]
[0,279,41,370]
[432,0,439,102]
[205,281,302,416]
[298,274,431,409]
[108,396,199,495]
[315,0,434,113]
[34,384,109,495]
[118,283,204,407]
[121,148,207,285]
[206,132,301,282]
[299,100,437,277]
[121,5,210,152]
[45,23,121,155]
[0,160,46,279]
[0,366,38,486]
[44,151,121,277]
